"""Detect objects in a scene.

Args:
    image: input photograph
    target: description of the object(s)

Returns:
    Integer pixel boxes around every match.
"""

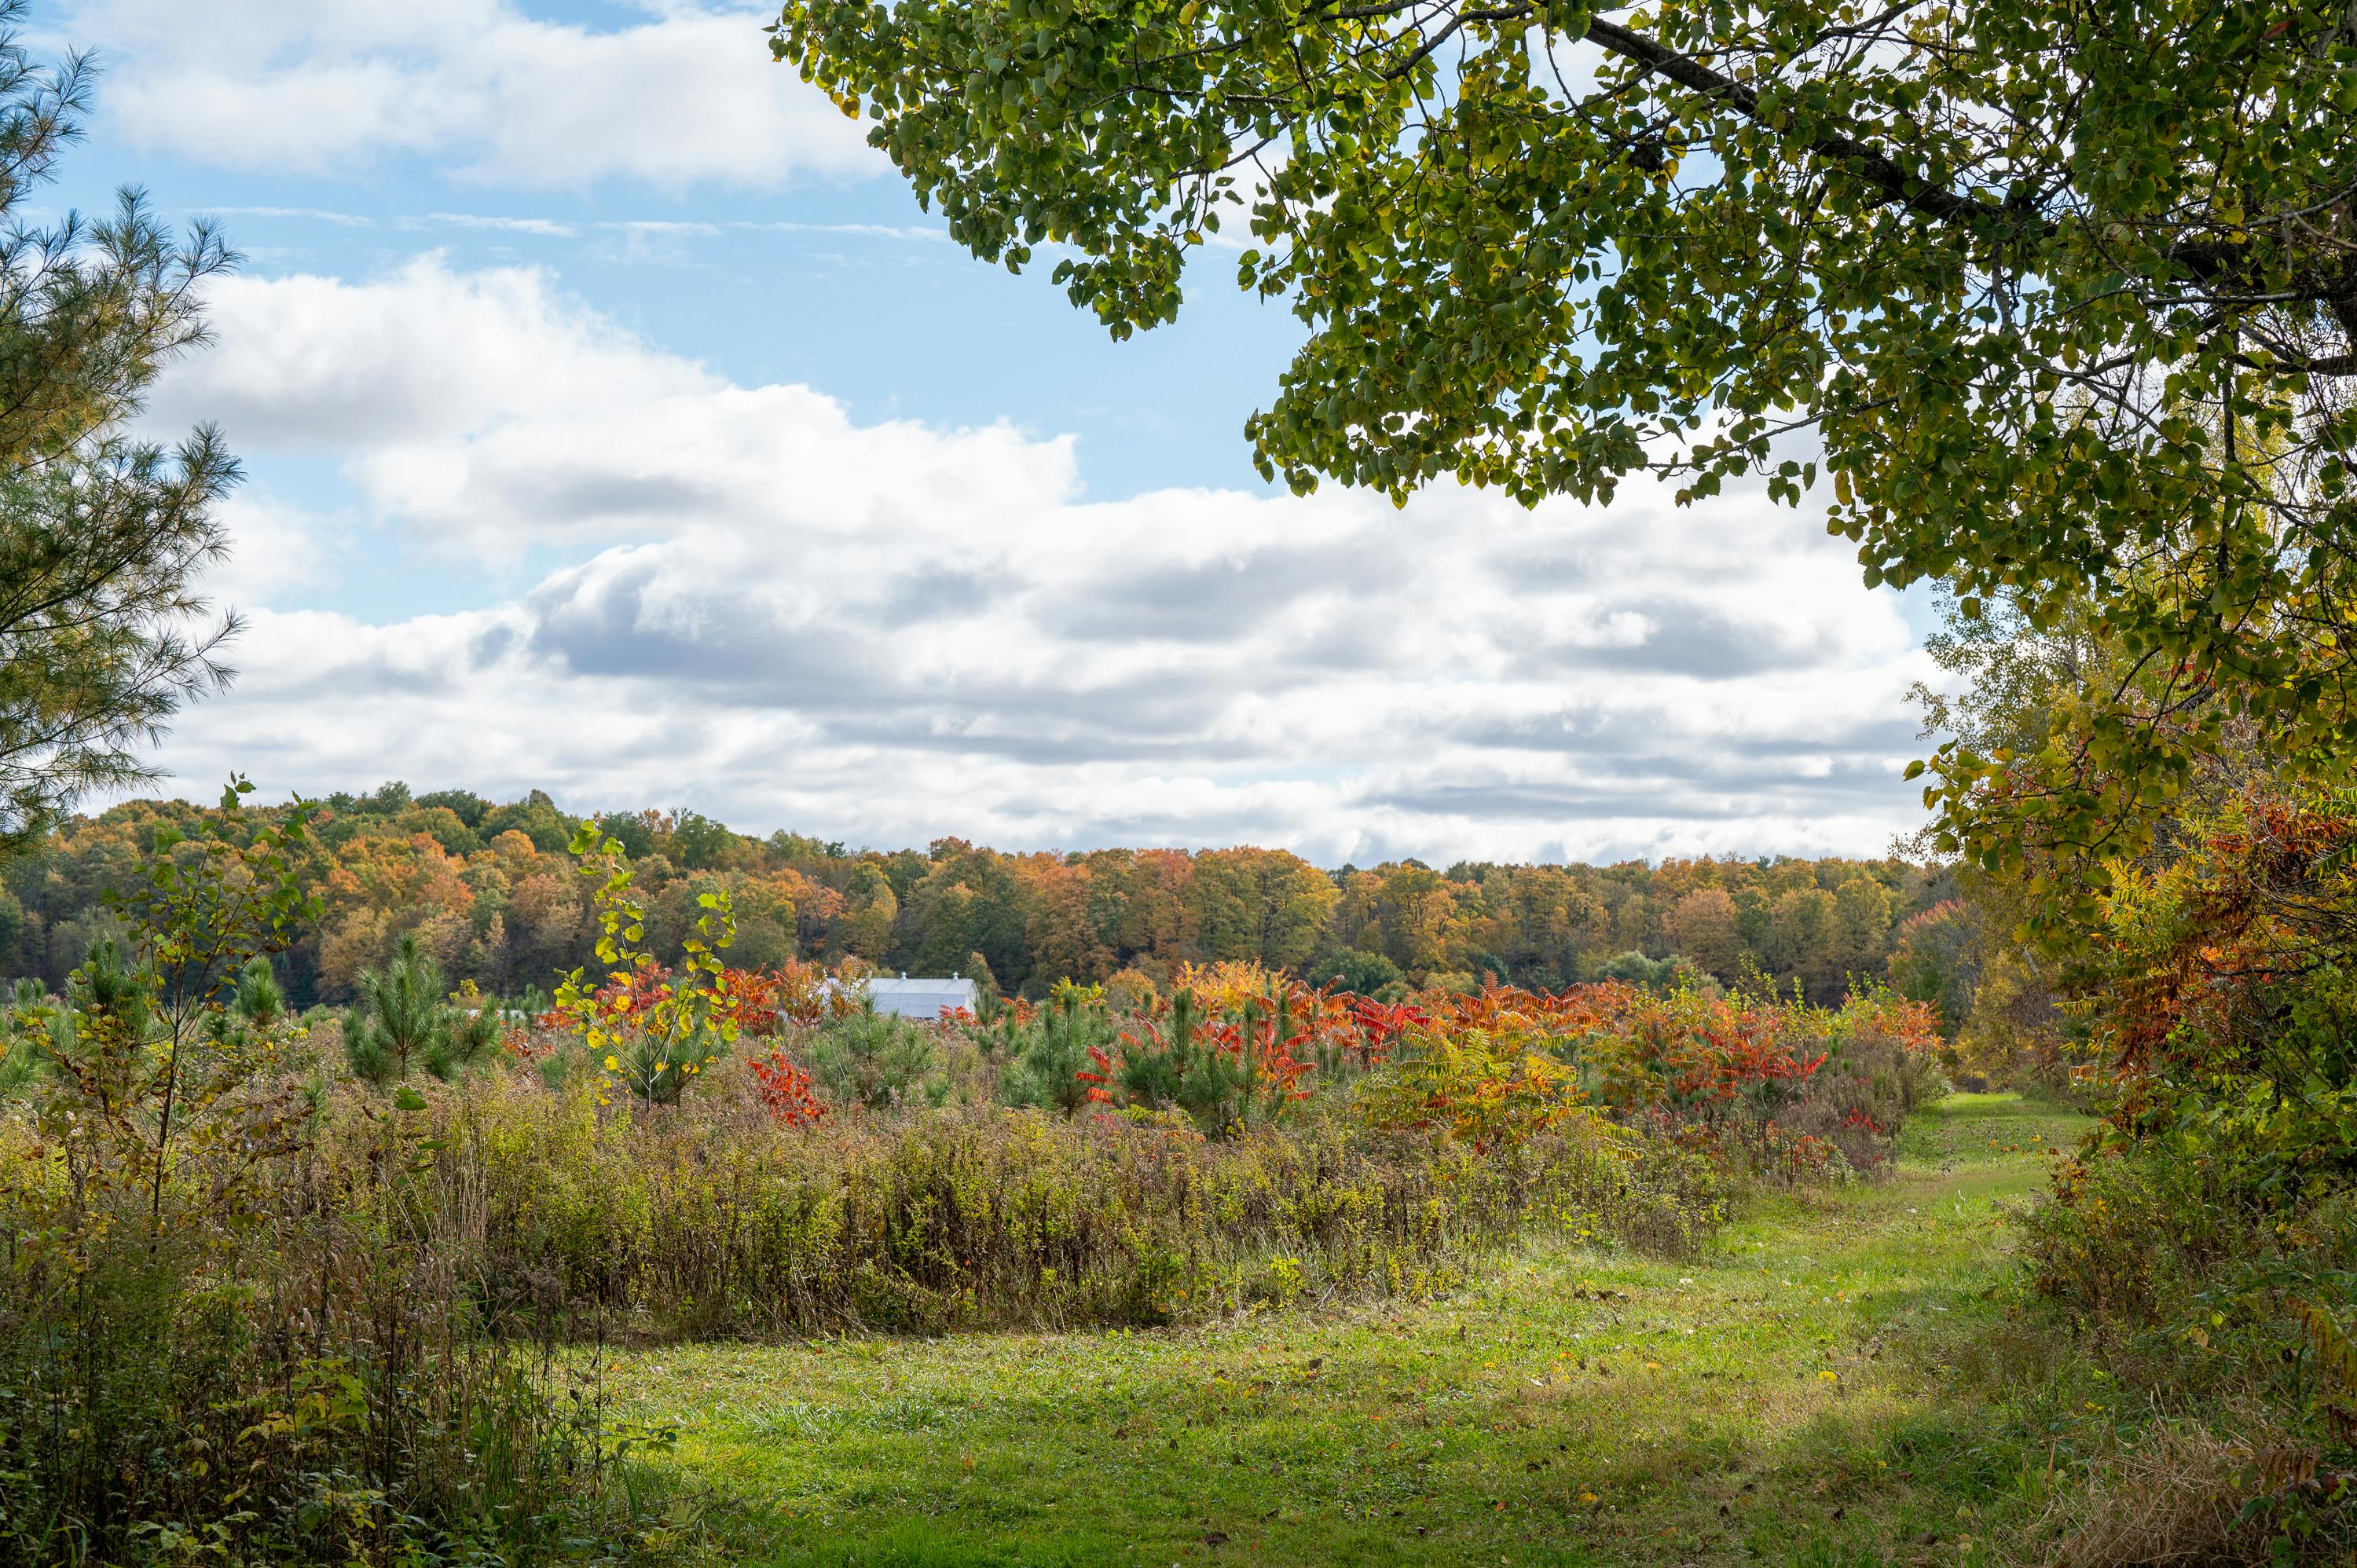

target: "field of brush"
[5,932,2118,1567]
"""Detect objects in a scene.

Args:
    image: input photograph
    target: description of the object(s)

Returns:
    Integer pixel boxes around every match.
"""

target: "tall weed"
[414,1071,1717,1337]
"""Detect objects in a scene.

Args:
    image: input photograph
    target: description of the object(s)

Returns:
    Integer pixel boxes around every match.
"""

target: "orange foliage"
[747,1048,829,1127]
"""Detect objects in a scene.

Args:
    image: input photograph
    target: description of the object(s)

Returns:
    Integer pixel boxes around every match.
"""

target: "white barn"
[826,973,980,1021]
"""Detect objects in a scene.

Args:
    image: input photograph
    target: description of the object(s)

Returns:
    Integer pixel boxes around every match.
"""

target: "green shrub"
[234,954,284,1027]
[1112,987,1249,1134]
[809,1007,948,1109]
[998,982,1115,1114]
[1306,949,1406,1001]
[0,980,46,1098]
[2014,1134,2357,1559]
[0,785,667,1566]
[0,1155,658,1568]
[2006,793,2357,1543]
[343,931,499,1085]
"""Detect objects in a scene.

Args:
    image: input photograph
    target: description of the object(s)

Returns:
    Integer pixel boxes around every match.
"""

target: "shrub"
[1593,950,1698,994]
[1089,973,1379,1134]
[0,1119,661,1566]
[1106,987,1250,1134]
[543,820,742,1105]
[343,932,499,1083]
[747,1045,829,1126]
[999,980,1113,1113]
[1357,1021,1589,1150]
[233,954,285,1028]
[0,786,669,1565]
[1999,789,2357,1558]
[0,979,46,1097]
[1340,980,1942,1181]
[809,1006,948,1109]
[1307,948,1406,1001]
[2022,789,2357,1483]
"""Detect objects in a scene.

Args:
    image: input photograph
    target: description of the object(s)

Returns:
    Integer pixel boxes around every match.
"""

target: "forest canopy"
[0,784,1953,1009]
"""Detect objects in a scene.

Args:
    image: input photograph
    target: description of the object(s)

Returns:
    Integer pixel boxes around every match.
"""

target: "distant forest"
[0,783,1962,1009]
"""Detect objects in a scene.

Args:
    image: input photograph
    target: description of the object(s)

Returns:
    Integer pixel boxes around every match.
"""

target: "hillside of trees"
[0,782,1956,1008]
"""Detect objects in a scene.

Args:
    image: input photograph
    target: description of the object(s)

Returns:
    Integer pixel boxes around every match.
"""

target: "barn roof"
[827,974,980,1020]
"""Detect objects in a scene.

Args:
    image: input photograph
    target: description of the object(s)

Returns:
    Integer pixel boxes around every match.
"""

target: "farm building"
[825,973,980,1020]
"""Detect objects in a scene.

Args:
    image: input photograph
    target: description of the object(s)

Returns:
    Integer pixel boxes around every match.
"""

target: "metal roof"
[823,974,980,1020]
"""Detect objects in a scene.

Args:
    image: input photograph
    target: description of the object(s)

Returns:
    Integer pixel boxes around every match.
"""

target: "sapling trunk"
[1240,997,1260,1129]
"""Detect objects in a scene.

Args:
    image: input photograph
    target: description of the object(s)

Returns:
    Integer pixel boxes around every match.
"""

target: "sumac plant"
[747,1046,829,1127]
[1095,975,1344,1135]
[1355,980,1942,1173]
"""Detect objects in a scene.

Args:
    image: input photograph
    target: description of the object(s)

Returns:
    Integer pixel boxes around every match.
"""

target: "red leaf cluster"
[746,1047,828,1127]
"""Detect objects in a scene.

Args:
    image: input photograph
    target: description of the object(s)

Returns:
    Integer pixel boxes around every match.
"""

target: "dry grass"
[2036,1420,2299,1567]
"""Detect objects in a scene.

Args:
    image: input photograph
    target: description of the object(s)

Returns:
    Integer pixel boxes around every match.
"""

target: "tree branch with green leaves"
[772,0,2357,941]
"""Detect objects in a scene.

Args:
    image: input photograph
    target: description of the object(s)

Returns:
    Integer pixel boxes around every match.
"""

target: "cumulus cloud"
[149,257,1937,863]
[57,1,875,189]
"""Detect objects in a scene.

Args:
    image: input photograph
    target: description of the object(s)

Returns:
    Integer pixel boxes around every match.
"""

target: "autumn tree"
[1507,867,1606,984]
[1027,855,1116,980]
[1609,893,1655,958]
[479,790,572,853]
[0,13,244,853]
[907,842,1036,986]
[1830,875,1895,977]
[5,786,1962,1002]
[1887,900,1978,1035]
[1667,887,1743,981]
[1765,887,1837,997]
[1366,861,1457,974]
[773,0,2357,934]
[1186,847,1337,968]
[670,808,744,870]
[838,861,900,963]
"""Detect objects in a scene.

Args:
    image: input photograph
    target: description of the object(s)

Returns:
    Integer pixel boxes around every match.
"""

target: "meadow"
[0,808,1959,1564]
[609,1094,2095,1567]
[2,806,2349,1567]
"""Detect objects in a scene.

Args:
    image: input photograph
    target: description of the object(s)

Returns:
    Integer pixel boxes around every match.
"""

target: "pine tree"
[0,4,242,854]
[343,934,497,1085]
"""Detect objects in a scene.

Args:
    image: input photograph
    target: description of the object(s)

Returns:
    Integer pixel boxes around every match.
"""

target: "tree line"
[0,782,1956,1008]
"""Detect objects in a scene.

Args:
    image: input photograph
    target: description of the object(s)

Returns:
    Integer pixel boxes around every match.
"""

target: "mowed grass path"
[617,1094,2090,1567]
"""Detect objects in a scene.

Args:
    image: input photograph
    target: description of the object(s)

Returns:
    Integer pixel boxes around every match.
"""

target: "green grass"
[614,1094,2096,1566]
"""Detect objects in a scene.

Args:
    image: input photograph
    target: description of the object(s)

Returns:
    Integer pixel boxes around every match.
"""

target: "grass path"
[618,1094,2091,1566]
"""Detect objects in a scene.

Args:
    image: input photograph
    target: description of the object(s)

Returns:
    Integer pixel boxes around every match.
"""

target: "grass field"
[612,1094,2098,1566]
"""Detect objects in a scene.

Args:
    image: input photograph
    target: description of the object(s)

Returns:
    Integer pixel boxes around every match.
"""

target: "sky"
[31,0,1945,866]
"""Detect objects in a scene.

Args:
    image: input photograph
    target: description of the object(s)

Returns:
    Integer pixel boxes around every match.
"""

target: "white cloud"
[60,1,875,189]
[197,493,344,610]
[147,257,1936,863]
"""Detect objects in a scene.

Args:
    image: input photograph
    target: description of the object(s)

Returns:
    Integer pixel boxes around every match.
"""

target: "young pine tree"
[343,932,496,1086]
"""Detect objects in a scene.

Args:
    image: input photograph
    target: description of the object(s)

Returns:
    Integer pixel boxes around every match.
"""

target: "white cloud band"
[144,257,1934,864]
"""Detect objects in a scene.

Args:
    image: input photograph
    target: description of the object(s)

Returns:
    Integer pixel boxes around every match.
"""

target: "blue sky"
[34,0,1944,864]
